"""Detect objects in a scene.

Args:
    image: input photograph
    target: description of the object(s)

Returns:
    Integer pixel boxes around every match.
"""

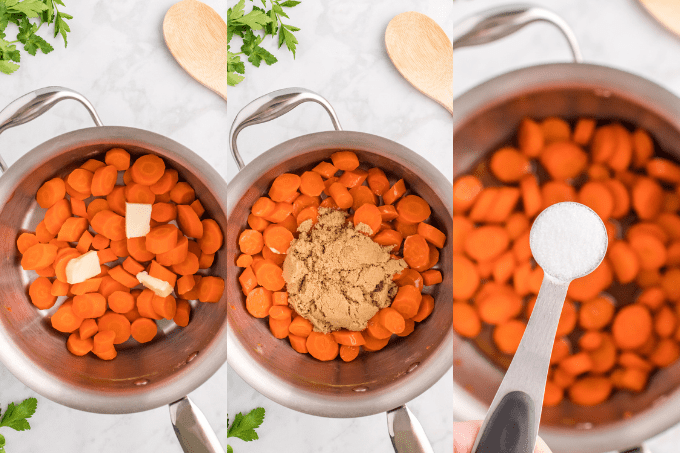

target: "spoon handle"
[472,276,569,453]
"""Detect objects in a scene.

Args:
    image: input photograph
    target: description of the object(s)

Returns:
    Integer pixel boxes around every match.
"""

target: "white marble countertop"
[2,0,680,452]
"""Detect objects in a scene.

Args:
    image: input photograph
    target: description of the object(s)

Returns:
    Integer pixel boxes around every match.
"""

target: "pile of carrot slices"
[236,151,446,362]
[453,116,680,406]
[17,148,224,360]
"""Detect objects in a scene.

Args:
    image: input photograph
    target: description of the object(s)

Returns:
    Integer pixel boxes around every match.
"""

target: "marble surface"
[1,0,680,452]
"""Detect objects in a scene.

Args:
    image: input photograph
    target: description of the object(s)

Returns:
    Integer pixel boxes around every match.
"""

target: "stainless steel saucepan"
[227,88,454,453]
[449,4,680,453]
[0,87,228,453]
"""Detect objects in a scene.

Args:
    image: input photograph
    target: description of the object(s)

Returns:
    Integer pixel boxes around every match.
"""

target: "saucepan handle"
[169,396,225,453]
[229,87,343,171]
[0,86,103,173]
[387,405,435,453]
[451,4,582,63]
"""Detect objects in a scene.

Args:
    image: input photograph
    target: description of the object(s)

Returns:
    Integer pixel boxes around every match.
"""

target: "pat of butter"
[65,251,101,284]
[136,271,173,297]
[126,203,152,238]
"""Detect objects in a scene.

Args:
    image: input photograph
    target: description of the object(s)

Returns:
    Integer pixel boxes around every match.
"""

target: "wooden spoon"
[638,0,680,37]
[163,0,228,101]
[385,12,453,114]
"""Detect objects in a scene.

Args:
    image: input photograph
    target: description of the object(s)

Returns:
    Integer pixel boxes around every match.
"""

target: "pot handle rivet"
[134,378,149,386]
[352,386,369,392]
[0,86,103,173]
[229,88,343,171]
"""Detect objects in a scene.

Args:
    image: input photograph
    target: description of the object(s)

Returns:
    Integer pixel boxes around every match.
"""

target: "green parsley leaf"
[54,11,72,46]
[226,445,233,453]
[0,60,20,74]
[227,0,301,86]
[0,433,5,453]
[234,9,271,31]
[278,23,299,58]
[227,407,265,442]
[0,397,37,431]
[6,0,46,18]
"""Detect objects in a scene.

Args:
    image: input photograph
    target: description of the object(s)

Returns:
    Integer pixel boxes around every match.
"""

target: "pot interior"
[227,132,453,417]
[0,127,229,413]
[451,66,680,451]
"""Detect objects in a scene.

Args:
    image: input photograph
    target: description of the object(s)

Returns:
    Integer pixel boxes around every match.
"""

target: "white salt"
[530,202,608,283]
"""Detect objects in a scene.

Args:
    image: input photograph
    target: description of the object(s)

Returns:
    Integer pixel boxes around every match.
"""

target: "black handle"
[474,391,536,453]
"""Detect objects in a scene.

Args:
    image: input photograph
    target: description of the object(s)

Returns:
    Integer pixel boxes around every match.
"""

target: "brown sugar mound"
[282,208,407,333]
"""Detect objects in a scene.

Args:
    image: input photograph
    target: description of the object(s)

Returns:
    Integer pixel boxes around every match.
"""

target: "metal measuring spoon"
[472,202,608,453]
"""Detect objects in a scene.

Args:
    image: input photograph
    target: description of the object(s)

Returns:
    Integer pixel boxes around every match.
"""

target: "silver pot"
[226,88,454,452]
[0,87,229,453]
[449,5,680,453]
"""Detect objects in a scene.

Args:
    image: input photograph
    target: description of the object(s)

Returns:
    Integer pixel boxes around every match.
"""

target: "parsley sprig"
[227,0,301,86]
[0,397,38,453]
[226,407,265,453]
[0,0,72,75]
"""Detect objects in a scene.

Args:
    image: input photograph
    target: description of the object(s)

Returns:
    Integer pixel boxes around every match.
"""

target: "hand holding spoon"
[472,202,608,453]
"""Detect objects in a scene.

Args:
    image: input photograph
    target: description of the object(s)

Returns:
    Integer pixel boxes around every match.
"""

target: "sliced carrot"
[288,334,309,353]
[490,147,531,182]
[89,165,117,197]
[330,151,359,171]
[67,168,94,194]
[338,168,368,188]
[130,317,157,343]
[569,376,612,406]
[493,319,526,354]
[28,277,57,309]
[394,217,418,238]
[382,179,406,205]
[367,167,390,196]
[78,318,98,340]
[464,225,509,262]
[452,175,483,213]
[606,123,633,171]
[270,317,292,338]
[339,345,360,362]
[97,248,118,264]
[197,276,224,302]
[269,173,301,202]
[517,117,544,157]
[69,198,88,221]
[171,252,199,276]
[654,305,677,338]
[127,237,155,262]
[176,275,195,295]
[567,258,613,301]
[105,148,130,170]
[632,128,654,168]
[136,289,161,320]
[121,257,143,276]
[311,161,337,179]
[148,260,177,287]
[90,210,126,241]
[451,301,481,337]
[67,333,94,356]
[649,338,680,367]
[377,307,405,334]
[17,232,39,254]
[402,234,430,268]
[146,224,180,255]
[451,255,479,299]
[176,204,203,239]
[609,240,640,284]
[108,265,139,288]
[51,300,83,332]
[632,176,663,220]
[130,154,165,185]
[326,182,352,210]
[394,269,423,291]
[21,243,58,270]
[80,159,105,173]
[469,187,498,222]
[51,279,70,297]
[306,332,339,361]
[349,186,378,210]
[540,181,577,210]
[577,181,614,220]
[98,312,131,344]
[239,267,258,296]
[71,277,102,295]
[572,118,596,145]
[478,288,523,325]
[36,177,66,209]
[541,117,570,143]
[612,304,653,350]
[149,169,178,195]
[105,186,126,216]
[363,333,390,351]
[589,334,617,373]
[579,296,615,330]
[156,234,188,266]
[72,293,107,319]
[486,187,521,223]
[44,198,72,235]
[57,217,89,243]
[391,285,422,319]
[269,305,292,320]
[540,141,588,181]
[629,232,666,270]
[125,183,155,204]
[353,204,382,235]
[152,294,177,320]
[108,290,136,314]
[173,299,191,327]
[263,225,293,254]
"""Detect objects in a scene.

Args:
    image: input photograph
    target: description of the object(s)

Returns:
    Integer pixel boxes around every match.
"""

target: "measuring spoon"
[472,202,608,453]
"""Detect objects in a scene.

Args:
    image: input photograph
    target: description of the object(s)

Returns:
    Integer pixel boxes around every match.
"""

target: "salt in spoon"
[472,202,608,453]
